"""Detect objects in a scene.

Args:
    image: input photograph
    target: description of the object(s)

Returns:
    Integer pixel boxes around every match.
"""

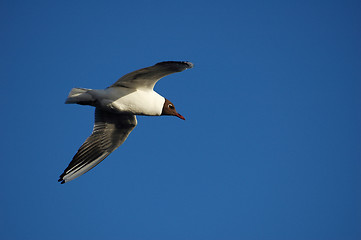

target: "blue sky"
[1,0,360,239]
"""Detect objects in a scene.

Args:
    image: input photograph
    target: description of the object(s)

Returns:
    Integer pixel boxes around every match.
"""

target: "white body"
[66,87,165,116]
[92,88,165,115]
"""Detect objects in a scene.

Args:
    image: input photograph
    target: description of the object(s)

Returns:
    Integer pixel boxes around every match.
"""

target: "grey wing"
[58,108,137,184]
[109,61,193,90]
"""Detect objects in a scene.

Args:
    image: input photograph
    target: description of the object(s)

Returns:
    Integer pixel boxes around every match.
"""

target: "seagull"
[58,61,193,184]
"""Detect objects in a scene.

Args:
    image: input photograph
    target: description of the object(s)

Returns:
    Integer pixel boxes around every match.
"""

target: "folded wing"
[109,61,193,90]
[58,109,137,184]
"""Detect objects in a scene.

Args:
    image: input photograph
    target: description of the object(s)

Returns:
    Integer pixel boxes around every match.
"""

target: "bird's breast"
[92,88,165,116]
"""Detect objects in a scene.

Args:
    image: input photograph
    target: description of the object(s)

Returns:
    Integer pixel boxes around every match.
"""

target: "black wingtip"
[156,61,194,69]
[183,61,194,68]
[58,178,65,184]
[58,174,65,184]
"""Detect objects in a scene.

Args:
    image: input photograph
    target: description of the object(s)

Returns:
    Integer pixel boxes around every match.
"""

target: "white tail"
[65,88,95,105]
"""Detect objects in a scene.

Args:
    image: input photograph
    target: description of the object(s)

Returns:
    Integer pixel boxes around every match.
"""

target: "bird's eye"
[168,104,174,109]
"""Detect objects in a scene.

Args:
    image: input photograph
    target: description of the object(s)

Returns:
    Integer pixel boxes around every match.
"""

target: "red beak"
[176,113,185,120]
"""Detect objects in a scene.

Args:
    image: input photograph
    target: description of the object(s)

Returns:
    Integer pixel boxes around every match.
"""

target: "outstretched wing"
[58,108,137,184]
[109,61,193,90]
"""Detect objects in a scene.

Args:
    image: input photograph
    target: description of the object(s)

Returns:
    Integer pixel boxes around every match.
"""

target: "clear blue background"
[1,0,360,239]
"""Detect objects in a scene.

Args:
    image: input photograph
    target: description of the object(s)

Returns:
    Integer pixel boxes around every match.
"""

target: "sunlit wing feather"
[58,109,137,183]
[109,61,193,90]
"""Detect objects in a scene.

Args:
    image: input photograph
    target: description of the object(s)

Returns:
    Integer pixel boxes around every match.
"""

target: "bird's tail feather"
[65,88,96,106]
